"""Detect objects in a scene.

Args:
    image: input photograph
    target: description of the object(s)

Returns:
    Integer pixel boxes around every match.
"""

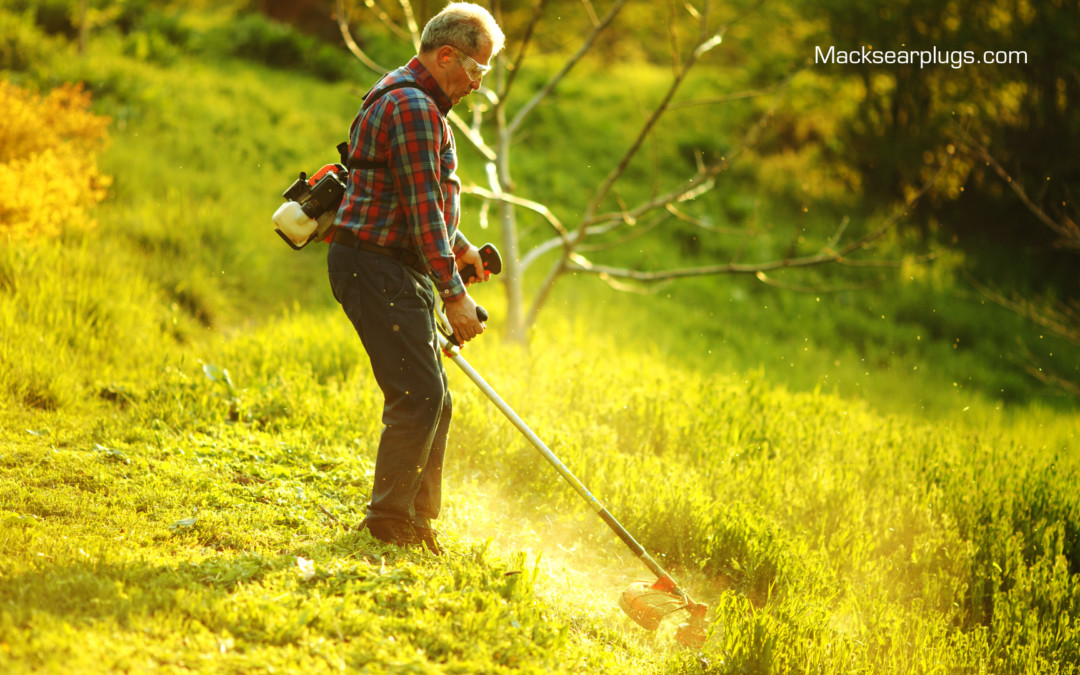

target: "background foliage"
[1,1,1078,673]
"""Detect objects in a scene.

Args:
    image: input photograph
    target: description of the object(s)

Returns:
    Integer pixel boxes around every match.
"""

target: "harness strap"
[340,82,426,171]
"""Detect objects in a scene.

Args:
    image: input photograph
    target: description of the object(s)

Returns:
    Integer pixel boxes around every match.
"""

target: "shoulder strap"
[341,82,426,171]
[362,81,425,111]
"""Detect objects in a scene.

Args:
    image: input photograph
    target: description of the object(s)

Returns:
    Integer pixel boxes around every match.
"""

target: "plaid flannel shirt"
[336,57,471,301]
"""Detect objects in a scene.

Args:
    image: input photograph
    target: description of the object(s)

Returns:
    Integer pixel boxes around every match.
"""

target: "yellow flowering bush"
[0,81,112,241]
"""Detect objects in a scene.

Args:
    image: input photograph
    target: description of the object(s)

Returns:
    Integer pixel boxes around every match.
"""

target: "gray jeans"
[327,242,451,529]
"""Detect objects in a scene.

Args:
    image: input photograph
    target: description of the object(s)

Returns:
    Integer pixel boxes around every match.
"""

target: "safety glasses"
[453,48,491,82]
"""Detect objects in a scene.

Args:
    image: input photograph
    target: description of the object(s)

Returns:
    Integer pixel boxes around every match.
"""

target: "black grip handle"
[461,243,502,284]
[448,306,488,348]
[447,243,499,348]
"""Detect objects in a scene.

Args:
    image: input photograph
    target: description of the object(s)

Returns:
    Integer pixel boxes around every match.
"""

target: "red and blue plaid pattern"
[336,57,471,301]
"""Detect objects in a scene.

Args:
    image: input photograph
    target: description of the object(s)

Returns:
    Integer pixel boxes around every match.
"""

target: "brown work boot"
[359,518,421,547]
[414,526,442,556]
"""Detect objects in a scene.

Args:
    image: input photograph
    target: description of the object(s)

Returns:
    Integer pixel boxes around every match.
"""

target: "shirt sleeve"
[386,95,465,301]
[453,229,472,257]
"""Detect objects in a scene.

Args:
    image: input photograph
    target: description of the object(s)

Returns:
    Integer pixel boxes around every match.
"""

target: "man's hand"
[456,245,489,285]
[444,292,485,343]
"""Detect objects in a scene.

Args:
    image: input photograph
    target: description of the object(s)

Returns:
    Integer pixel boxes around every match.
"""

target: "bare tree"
[335,0,938,343]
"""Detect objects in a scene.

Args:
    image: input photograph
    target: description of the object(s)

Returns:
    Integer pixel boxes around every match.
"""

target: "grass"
[3,6,1080,673]
[2,309,1078,672]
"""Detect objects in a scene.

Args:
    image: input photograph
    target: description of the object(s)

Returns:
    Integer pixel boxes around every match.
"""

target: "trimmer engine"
[272,164,348,249]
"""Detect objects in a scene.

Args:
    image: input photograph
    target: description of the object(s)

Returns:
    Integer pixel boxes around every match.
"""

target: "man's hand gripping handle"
[443,243,501,348]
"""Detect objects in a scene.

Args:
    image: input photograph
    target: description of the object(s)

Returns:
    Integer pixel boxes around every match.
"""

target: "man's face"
[446,43,494,105]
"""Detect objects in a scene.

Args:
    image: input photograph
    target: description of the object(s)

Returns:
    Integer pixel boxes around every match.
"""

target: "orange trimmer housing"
[619,576,709,648]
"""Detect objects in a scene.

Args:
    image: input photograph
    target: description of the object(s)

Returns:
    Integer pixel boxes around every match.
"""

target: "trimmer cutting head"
[619,576,709,648]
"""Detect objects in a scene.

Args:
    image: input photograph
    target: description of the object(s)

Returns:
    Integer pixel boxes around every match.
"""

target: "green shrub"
[198,13,356,82]
[0,10,65,72]
[6,0,77,39]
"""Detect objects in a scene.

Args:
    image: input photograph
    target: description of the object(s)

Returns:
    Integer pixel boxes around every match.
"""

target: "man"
[328,3,505,554]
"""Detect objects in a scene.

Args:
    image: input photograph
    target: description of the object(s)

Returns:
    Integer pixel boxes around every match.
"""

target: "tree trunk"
[494,105,526,343]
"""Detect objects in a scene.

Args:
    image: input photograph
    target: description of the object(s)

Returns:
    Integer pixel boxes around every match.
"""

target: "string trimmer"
[436,246,709,649]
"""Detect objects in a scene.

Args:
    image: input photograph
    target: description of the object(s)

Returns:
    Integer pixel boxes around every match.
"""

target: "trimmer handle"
[461,243,502,284]
[444,243,499,348]
[447,306,488,348]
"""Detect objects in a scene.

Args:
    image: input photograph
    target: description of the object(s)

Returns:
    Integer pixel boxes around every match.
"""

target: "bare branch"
[526,256,566,328]
[580,0,600,27]
[581,35,699,229]
[583,73,785,229]
[824,216,850,252]
[561,244,907,282]
[561,158,951,284]
[834,149,954,257]
[694,33,724,58]
[523,59,793,328]
[563,250,846,282]
[483,161,502,196]
[967,272,1080,396]
[337,0,389,74]
[363,0,412,42]
[581,0,774,233]
[596,272,668,295]
[969,143,1080,250]
[462,185,567,239]
[447,112,497,162]
[752,271,886,294]
[584,159,724,230]
[496,0,547,109]
[833,256,905,269]
[665,204,745,236]
[1013,338,1080,397]
[519,221,629,272]
[478,198,490,230]
[669,87,776,110]
[966,273,1080,348]
[397,0,421,52]
[578,214,667,253]
[520,236,568,272]
[508,0,630,136]
[668,0,682,77]
[724,0,768,30]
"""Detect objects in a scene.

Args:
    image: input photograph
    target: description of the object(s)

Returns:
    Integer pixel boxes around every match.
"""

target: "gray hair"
[420,2,505,56]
